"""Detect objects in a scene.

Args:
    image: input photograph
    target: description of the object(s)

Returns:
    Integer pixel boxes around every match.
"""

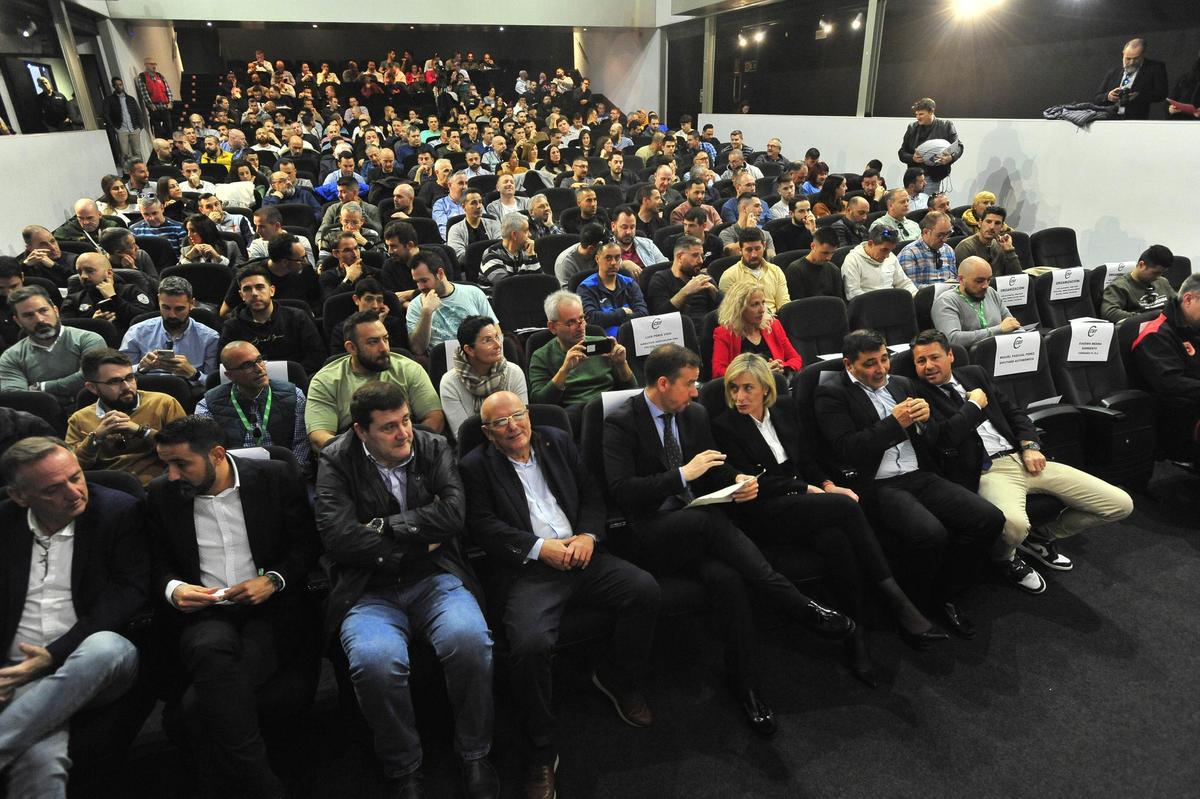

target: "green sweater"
[1100,274,1175,323]
[305,352,441,435]
[0,326,106,409]
[528,336,636,407]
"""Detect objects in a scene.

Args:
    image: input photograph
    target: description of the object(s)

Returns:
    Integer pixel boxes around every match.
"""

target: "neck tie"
[661,413,683,471]
[941,384,964,408]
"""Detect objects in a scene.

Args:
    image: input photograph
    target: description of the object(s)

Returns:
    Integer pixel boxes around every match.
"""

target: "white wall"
[575,28,662,113]
[0,131,115,256]
[701,113,1199,270]
[103,0,658,28]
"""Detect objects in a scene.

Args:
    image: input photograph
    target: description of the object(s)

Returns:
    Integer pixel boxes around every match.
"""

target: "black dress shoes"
[740,689,777,737]
[462,757,500,799]
[939,602,977,639]
[898,625,950,651]
[387,772,424,799]
[799,600,855,639]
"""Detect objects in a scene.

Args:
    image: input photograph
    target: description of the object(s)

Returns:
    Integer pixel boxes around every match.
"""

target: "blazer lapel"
[485,444,535,533]
[235,460,271,565]
[632,394,668,469]
[771,402,804,465]
[2,512,33,648]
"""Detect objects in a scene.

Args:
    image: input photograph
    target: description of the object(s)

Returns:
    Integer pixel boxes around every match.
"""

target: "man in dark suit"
[910,330,1132,591]
[314,381,497,799]
[814,329,1003,638]
[462,391,659,799]
[148,416,320,798]
[0,438,148,798]
[1094,38,1168,120]
[603,343,852,736]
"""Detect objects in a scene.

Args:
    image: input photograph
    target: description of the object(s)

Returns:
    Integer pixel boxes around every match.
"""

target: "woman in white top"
[97,175,136,224]
[439,316,528,439]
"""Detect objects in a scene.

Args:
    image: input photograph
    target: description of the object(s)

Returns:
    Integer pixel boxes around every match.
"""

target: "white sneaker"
[1019,538,1074,571]
[996,555,1046,594]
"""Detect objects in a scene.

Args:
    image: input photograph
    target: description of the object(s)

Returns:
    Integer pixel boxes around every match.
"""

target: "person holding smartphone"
[60,253,155,333]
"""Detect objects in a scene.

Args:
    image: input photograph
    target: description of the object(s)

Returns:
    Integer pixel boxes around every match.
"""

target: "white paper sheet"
[992,332,1040,376]
[630,312,685,357]
[1067,320,1114,362]
[1049,268,1084,301]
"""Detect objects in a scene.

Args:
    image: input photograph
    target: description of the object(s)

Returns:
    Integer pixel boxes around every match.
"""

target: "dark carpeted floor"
[122,463,1200,798]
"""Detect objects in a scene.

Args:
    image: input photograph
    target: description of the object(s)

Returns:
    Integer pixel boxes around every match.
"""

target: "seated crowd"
[2,57,1197,799]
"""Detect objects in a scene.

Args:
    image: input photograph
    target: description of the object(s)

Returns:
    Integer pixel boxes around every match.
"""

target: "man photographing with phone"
[529,290,636,428]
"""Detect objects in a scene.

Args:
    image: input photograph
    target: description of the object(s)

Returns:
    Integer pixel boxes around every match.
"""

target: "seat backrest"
[969,333,1059,408]
[455,404,573,460]
[774,249,808,271]
[637,262,672,296]
[542,187,577,218]
[1030,226,1081,269]
[777,297,848,365]
[135,235,179,270]
[706,255,740,287]
[989,272,1040,328]
[22,276,62,307]
[558,207,583,233]
[914,282,956,331]
[793,358,849,457]
[889,343,968,379]
[0,390,67,437]
[1166,255,1193,291]
[1044,323,1128,405]
[906,208,930,225]
[652,224,683,258]
[160,263,235,306]
[1116,311,1160,390]
[1008,230,1034,271]
[467,174,499,195]
[847,289,918,345]
[1034,268,1095,329]
[63,318,121,348]
[535,233,581,277]
[568,269,597,293]
[84,469,145,500]
[832,245,854,268]
[137,373,198,413]
[699,309,719,381]
[464,238,500,283]
[408,216,442,245]
[492,274,560,332]
[616,312,698,383]
[274,203,319,231]
[1088,262,1137,313]
[593,184,626,210]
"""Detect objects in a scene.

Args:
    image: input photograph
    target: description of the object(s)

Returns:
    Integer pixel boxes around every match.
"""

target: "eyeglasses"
[483,410,527,430]
[557,316,586,328]
[230,356,267,372]
[96,374,137,388]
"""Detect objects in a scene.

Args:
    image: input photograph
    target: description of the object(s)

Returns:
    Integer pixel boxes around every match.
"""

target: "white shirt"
[164,457,258,605]
[750,409,787,465]
[847,372,920,480]
[943,377,1013,457]
[509,452,574,560]
[9,511,77,663]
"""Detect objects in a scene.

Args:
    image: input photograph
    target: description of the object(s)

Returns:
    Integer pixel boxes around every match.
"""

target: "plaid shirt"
[136,71,174,108]
[898,237,957,286]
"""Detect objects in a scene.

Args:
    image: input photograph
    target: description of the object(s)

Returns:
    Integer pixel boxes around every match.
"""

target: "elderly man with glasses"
[898,211,958,287]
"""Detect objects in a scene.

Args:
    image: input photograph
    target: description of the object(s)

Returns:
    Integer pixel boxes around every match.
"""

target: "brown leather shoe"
[524,754,558,799]
[591,669,654,727]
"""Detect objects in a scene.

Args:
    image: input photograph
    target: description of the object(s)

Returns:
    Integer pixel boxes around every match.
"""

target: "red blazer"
[712,321,803,377]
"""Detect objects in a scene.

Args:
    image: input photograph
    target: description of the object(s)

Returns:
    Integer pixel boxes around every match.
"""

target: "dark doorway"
[665,27,703,128]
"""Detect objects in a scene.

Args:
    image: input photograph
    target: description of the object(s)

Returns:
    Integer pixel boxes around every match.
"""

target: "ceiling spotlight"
[312,23,319,28]
[817,17,834,34]
[737,34,747,48]
[205,21,213,27]
[753,30,765,43]
[499,26,505,31]
[851,12,864,30]
[19,18,38,38]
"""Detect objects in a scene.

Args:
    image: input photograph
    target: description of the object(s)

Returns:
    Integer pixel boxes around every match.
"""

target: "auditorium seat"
[64,318,121,348]
[592,184,626,210]
[456,403,571,458]
[1045,324,1155,490]
[774,249,808,272]
[1166,255,1193,290]
[0,390,67,437]
[652,224,683,257]
[847,289,917,346]
[1009,230,1035,271]
[1030,227,1082,269]
[914,282,956,331]
[616,313,698,383]
[534,233,580,277]
[706,254,740,286]
[832,245,854,268]
[777,297,848,366]
[541,187,577,218]
[492,273,559,333]
[463,238,499,283]
[637,261,672,296]
[1034,267,1095,328]
[990,272,1041,328]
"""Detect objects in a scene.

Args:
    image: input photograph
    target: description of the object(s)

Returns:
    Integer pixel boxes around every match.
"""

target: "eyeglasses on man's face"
[483,410,528,430]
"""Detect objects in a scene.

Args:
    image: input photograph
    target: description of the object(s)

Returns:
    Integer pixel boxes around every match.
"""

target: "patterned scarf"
[452,347,512,411]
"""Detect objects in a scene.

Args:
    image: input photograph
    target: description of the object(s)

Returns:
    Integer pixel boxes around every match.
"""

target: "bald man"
[930,256,1022,348]
[59,252,154,331]
[52,198,123,245]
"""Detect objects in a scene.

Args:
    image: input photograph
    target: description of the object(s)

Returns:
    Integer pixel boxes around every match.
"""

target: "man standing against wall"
[898,98,963,196]
[136,57,174,139]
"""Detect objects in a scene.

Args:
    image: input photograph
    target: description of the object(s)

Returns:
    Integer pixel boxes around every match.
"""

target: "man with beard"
[261,170,323,222]
[610,206,666,277]
[199,135,232,171]
[218,263,325,375]
[306,310,443,450]
[148,416,319,798]
[668,178,721,228]
[197,194,254,249]
[246,207,315,268]
[378,222,421,306]
[120,276,220,386]
[195,341,311,470]
[221,234,322,317]
[406,251,494,357]
[21,225,78,287]
[65,349,185,485]
[0,257,25,347]
[634,185,665,239]
[0,286,105,411]
[645,234,720,333]
[952,205,1023,278]
[61,253,155,333]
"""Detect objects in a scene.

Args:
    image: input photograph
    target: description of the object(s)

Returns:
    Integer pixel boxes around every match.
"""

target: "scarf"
[452,347,511,411]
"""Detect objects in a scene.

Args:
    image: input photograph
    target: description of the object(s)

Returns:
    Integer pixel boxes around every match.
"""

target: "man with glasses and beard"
[65,349,185,485]
[120,276,220,387]
[0,285,106,411]
[195,341,311,471]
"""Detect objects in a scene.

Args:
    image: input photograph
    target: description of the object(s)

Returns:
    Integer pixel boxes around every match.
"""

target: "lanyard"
[959,288,989,328]
[230,387,272,441]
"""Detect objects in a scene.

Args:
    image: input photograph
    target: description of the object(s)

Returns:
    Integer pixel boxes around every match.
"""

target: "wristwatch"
[1021,442,1041,452]
[265,572,284,592]
[367,517,387,535]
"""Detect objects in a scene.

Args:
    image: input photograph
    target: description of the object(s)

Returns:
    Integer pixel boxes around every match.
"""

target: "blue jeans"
[0,631,138,799]
[340,571,493,778]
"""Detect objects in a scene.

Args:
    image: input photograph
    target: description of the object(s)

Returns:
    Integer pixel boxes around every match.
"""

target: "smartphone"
[95,297,117,310]
[583,335,614,356]
[154,349,175,359]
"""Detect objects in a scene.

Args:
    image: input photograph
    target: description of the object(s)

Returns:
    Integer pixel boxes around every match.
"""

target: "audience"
[1132,274,1200,457]
[769,196,816,254]
[842,226,916,300]
[1101,244,1176,322]
[480,213,541,285]
[0,285,106,410]
[898,210,957,286]
[21,225,78,286]
[869,189,920,245]
[61,252,156,332]
[218,262,326,375]
[717,228,789,314]
[932,256,1021,347]
[785,227,843,300]
[830,196,871,248]
[439,316,528,436]
[645,234,721,332]
[406,250,495,356]
[953,205,1022,276]
[578,241,649,336]
[711,282,803,378]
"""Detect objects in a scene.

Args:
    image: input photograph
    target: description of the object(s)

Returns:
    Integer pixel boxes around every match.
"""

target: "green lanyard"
[959,287,989,328]
[230,387,272,442]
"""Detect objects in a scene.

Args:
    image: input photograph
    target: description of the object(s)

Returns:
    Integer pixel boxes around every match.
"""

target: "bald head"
[73,199,101,233]
[958,255,993,299]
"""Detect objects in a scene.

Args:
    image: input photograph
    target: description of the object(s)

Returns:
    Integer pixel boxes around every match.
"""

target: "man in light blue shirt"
[120,276,219,385]
[432,173,469,241]
[405,251,495,356]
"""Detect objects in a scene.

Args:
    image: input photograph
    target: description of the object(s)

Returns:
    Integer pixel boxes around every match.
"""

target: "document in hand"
[685,469,764,508]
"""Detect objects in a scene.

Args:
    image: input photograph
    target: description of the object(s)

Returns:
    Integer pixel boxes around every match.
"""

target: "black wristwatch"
[1021,442,1041,452]
[367,517,387,535]
[265,572,284,592]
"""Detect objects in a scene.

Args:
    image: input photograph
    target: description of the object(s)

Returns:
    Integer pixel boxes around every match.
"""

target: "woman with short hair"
[439,316,528,437]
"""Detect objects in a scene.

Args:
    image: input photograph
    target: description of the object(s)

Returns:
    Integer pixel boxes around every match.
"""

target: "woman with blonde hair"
[712,282,803,378]
[961,190,1008,234]
[713,353,947,684]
